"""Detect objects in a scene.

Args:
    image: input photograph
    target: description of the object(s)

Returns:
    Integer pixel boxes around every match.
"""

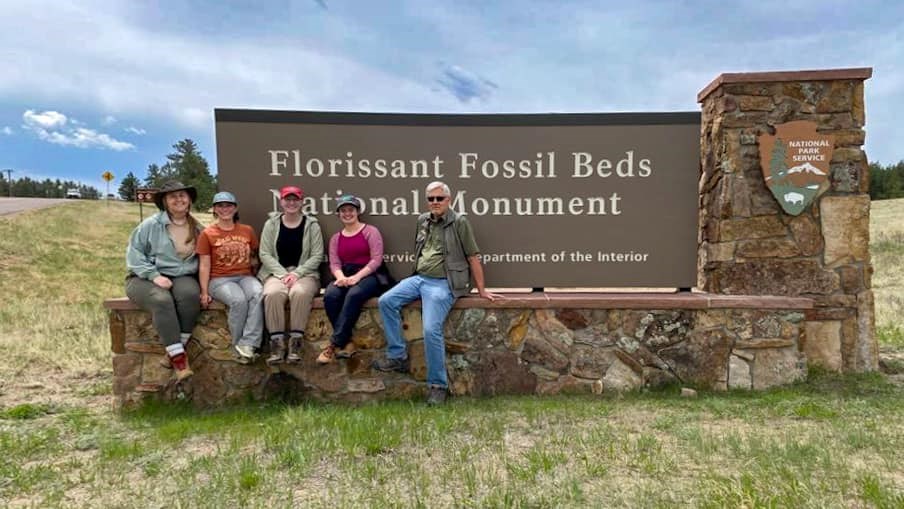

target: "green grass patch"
[878,324,904,348]
[0,402,55,420]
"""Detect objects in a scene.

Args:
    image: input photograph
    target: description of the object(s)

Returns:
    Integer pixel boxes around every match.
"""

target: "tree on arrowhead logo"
[758,120,833,216]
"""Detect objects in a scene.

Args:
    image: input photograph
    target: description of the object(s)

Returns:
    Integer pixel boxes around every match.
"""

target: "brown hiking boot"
[336,342,357,359]
[286,333,304,363]
[266,336,286,365]
[317,344,336,364]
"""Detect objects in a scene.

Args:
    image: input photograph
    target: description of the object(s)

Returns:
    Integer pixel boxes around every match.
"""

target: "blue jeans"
[378,275,456,389]
[209,275,264,348]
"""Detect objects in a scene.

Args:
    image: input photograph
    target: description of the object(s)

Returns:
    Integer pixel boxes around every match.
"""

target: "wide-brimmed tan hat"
[154,180,197,210]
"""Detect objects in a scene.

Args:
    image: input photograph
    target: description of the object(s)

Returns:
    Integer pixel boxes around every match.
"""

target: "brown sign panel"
[135,188,157,203]
[215,110,700,288]
[758,121,833,215]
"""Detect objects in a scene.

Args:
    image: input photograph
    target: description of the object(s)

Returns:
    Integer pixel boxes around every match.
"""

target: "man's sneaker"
[426,386,447,406]
[235,345,255,364]
[371,356,409,373]
[336,342,357,359]
[316,344,336,364]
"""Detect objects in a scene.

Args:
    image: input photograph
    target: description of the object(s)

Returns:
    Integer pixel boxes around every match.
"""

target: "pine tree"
[144,163,174,188]
[118,172,140,201]
[165,139,217,210]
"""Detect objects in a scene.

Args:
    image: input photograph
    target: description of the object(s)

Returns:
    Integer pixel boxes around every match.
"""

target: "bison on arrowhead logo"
[758,120,833,216]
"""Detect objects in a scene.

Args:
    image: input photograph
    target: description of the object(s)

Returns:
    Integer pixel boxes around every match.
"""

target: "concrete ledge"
[104,292,812,311]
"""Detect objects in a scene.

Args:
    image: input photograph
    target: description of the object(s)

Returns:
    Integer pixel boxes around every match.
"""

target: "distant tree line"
[869,161,904,200]
[118,138,217,211]
[0,176,99,199]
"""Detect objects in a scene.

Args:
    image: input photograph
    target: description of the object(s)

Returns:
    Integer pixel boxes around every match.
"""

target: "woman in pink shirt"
[317,194,389,364]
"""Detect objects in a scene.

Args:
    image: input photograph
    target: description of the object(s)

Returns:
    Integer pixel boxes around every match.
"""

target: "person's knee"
[289,287,316,304]
[147,291,174,310]
[377,292,394,311]
[217,290,245,308]
[346,287,374,306]
[264,288,287,306]
[262,284,287,300]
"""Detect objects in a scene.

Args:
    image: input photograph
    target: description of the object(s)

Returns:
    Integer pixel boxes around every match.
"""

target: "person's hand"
[478,289,504,302]
[200,293,212,308]
[282,273,299,289]
[153,275,173,289]
[347,275,361,286]
[334,276,350,287]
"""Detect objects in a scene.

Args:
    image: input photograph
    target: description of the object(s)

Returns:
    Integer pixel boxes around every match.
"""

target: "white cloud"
[22,109,68,129]
[124,126,146,135]
[1,126,12,135]
[102,115,117,125]
[0,1,901,163]
[22,109,134,151]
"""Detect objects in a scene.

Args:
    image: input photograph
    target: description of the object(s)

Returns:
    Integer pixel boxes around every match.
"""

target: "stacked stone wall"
[697,69,876,372]
[108,297,811,407]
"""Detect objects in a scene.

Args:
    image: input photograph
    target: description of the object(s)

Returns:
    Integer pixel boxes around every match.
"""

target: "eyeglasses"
[426,196,447,203]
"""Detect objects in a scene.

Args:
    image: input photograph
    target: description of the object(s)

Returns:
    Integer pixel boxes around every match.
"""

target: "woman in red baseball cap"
[257,185,325,364]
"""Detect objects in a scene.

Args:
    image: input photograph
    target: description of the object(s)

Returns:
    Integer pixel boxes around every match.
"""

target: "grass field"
[0,199,902,508]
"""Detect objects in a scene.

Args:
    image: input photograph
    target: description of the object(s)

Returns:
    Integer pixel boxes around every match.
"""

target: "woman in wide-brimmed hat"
[125,180,203,381]
[197,191,264,364]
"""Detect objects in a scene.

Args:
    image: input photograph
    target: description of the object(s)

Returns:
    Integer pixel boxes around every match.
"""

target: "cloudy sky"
[1,0,901,193]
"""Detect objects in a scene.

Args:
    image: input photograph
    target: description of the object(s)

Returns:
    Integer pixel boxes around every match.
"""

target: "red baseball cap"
[280,186,303,199]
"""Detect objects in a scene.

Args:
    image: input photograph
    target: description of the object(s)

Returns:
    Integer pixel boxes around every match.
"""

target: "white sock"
[180,333,191,344]
[166,343,185,357]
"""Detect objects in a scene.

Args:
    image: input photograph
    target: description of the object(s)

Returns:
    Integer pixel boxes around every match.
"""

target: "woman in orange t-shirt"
[197,191,264,363]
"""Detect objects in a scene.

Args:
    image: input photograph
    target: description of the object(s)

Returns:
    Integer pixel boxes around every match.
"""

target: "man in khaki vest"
[373,181,502,405]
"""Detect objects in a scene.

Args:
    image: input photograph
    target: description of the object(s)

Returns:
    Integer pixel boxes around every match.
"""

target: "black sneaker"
[371,356,409,373]
[426,386,447,406]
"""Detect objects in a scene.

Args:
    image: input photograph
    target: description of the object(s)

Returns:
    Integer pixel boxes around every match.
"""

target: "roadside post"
[102,171,114,206]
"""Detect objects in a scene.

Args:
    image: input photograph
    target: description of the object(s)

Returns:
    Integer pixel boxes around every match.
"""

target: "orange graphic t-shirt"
[196,223,259,278]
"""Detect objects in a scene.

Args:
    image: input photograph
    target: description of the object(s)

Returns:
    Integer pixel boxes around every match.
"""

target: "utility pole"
[3,169,12,197]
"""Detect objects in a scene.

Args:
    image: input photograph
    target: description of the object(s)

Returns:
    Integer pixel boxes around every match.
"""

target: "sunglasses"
[426,196,447,203]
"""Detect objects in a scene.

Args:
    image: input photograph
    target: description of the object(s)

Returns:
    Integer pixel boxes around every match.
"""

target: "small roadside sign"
[135,188,157,203]
[135,188,158,221]
[102,171,115,182]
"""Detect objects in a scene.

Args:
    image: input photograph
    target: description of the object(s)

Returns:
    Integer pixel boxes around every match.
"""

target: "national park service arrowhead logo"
[758,120,833,215]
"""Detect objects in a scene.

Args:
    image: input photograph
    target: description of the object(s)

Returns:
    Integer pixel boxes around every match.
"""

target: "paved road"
[0,197,73,216]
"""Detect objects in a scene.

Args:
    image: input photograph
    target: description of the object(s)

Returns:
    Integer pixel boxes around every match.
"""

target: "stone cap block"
[698,67,872,103]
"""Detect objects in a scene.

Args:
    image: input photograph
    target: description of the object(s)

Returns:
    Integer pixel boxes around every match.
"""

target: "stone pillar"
[697,68,876,372]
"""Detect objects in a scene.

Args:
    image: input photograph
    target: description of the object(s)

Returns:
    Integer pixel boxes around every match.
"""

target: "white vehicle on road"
[66,188,81,199]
